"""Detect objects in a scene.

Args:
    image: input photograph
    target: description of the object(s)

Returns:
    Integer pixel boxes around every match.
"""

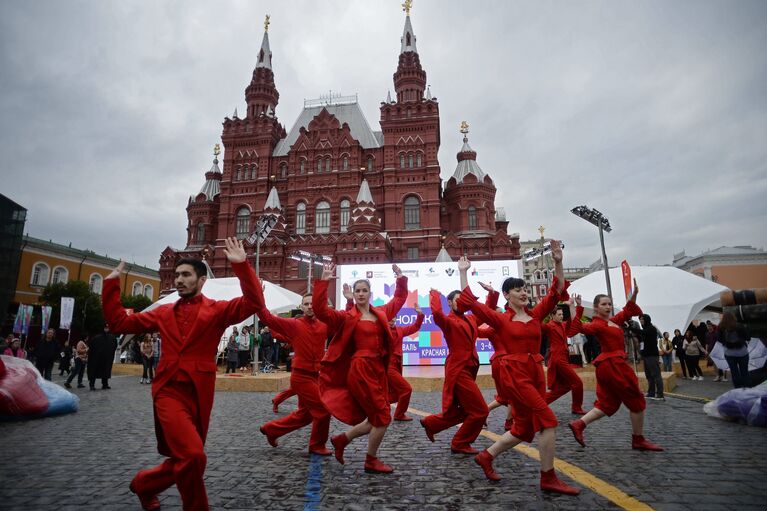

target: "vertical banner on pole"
[621,260,632,300]
[60,297,75,330]
[41,305,53,333]
[13,305,30,334]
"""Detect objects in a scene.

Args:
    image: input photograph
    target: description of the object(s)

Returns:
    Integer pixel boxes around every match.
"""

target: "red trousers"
[261,369,330,451]
[422,368,488,449]
[132,382,209,511]
[594,357,646,416]
[387,365,412,417]
[544,357,584,411]
[273,387,296,407]
[496,358,558,443]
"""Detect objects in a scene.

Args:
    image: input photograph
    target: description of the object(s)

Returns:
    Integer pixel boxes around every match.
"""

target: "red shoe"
[364,454,394,474]
[419,418,435,442]
[571,407,587,415]
[504,418,514,432]
[450,445,479,455]
[259,426,278,448]
[331,433,349,465]
[271,399,279,413]
[474,450,501,481]
[309,446,333,456]
[129,477,161,511]
[568,419,586,447]
[540,469,581,495]
[631,435,664,451]
[393,414,413,421]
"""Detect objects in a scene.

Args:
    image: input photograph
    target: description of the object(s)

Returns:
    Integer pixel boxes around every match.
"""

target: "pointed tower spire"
[193,144,223,202]
[245,14,279,118]
[435,244,453,263]
[452,121,487,184]
[425,85,432,100]
[386,90,392,103]
[232,107,238,118]
[262,184,288,238]
[347,179,382,233]
[393,1,426,103]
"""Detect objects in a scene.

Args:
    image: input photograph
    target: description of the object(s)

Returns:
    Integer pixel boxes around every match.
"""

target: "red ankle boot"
[419,418,435,442]
[259,426,278,447]
[504,418,514,432]
[540,469,581,495]
[364,454,394,473]
[129,477,161,511]
[331,433,350,465]
[474,450,501,481]
[631,434,664,451]
[568,419,586,447]
[571,407,587,415]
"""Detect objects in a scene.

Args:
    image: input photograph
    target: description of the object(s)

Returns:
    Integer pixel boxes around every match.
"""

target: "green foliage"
[120,293,152,312]
[39,280,104,334]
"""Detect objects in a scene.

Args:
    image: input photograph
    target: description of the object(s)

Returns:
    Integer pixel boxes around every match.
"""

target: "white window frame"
[31,262,50,287]
[51,265,68,285]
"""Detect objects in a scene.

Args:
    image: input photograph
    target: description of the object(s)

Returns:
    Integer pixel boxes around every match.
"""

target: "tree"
[39,280,104,336]
[120,293,152,312]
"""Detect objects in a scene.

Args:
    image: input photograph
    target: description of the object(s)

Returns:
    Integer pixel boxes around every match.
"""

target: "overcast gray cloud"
[1,0,766,270]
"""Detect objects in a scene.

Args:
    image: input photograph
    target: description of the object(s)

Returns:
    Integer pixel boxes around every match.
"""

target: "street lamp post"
[571,205,613,303]
[246,214,278,374]
[289,250,332,293]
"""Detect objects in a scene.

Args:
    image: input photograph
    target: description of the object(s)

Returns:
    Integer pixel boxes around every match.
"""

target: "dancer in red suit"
[257,285,332,455]
[420,260,489,455]
[387,303,424,421]
[102,238,259,511]
[314,263,407,473]
[567,286,664,452]
[271,387,297,413]
[456,244,581,495]
[542,299,586,414]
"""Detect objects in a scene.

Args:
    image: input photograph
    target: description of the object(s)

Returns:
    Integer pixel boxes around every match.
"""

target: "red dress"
[314,276,408,427]
[388,312,424,417]
[457,278,568,443]
[542,319,584,411]
[571,302,645,416]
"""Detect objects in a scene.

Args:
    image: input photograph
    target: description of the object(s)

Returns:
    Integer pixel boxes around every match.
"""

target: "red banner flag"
[621,260,632,300]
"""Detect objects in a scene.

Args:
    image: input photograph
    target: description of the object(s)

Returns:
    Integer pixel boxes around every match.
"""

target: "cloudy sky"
[2,0,766,270]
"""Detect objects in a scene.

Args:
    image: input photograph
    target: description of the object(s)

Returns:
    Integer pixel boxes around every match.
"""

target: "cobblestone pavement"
[2,372,766,511]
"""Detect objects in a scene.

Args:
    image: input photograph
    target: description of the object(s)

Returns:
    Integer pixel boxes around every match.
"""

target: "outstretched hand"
[457,256,471,273]
[106,261,125,280]
[321,263,336,281]
[571,293,582,307]
[342,283,353,300]
[628,278,639,302]
[414,302,422,314]
[392,264,402,278]
[478,281,494,293]
[550,239,563,263]
[223,237,247,264]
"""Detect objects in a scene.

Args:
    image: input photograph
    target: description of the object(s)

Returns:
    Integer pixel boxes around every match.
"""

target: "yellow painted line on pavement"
[665,392,711,403]
[405,406,654,511]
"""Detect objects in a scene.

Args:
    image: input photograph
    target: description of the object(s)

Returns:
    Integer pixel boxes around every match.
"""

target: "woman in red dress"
[456,243,580,495]
[567,286,664,451]
[313,263,407,474]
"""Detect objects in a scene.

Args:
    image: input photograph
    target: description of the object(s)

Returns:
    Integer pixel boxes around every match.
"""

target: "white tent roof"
[567,266,728,336]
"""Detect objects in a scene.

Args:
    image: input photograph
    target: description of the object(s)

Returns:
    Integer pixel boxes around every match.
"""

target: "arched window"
[295,202,306,234]
[367,155,374,172]
[400,153,405,169]
[143,284,153,299]
[340,199,351,232]
[280,162,287,177]
[132,282,143,296]
[408,153,414,169]
[196,222,205,243]
[235,207,250,239]
[315,201,331,234]
[325,157,331,173]
[31,262,50,286]
[468,206,478,230]
[299,159,305,174]
[235,167,241,181]
[89,273,103,294]
[342,155,349,171]
[51,266,68,285]
[417,152,423,167]
[404,196,421,230]
[251,165,257,179]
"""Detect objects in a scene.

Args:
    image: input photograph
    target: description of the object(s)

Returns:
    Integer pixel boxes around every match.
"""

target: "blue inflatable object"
[38,378,80,416]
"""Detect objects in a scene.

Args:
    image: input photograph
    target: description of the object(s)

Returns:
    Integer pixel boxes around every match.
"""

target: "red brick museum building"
[158,12,521,296]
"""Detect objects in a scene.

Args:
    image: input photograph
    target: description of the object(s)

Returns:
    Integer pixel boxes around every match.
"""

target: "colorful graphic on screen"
[338,260,522,366]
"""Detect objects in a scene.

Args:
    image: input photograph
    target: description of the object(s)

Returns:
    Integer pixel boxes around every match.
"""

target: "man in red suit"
[257,288,332,455]
[420,261,489,454]
[387,303,424,421]
[102,237,259,511]
[542,302,586,415]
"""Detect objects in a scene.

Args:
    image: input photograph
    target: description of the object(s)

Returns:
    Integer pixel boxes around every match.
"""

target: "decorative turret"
[346,179,382,233]
[193,145,223,202]
[435,244,453,262]
[262,185,288,238]
[451,121,488,184]
[393,0,426,103]
[245,15,280,118]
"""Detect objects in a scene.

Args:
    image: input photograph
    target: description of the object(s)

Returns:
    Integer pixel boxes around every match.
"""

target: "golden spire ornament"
[460,120,469,135]
[213,143,221,157]
[264,14,270,32]
[402,0,412,17]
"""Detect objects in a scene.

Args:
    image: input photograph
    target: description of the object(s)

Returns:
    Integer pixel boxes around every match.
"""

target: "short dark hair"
[593,294,610,308]
[447,290,461,302]
[302,293,313,300]
[353,279,371,291]
[502,277,525,294]
[175,258,207,278]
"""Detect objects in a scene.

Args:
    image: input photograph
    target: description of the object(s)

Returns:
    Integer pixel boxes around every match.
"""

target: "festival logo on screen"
[502,266,510,276]
[445,268,455,276]
[427,267,438,277]
[351,270,359,278]
[383,283,395,297]
[366,271,373,278]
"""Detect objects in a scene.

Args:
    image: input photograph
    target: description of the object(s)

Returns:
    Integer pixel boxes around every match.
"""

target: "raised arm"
[399,304,424,337]
[217,238,263,325]
[252,275,297,340]
[102,261,162,333]
[458,256,470,290]
[550,239,565,294]
[429,289,448,330]
[455,285,503,329]
[568,305,599,337]
[530,276,570,320]
[479,281,500,310]
[381,264,408,320]
[311,263,348,332]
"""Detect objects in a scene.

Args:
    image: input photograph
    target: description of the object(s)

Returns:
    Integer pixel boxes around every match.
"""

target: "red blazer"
[314,276,408,425]
[252,275,328,373]
[430,289,480,411]
[101,261,260,455]
[571,301,642,365]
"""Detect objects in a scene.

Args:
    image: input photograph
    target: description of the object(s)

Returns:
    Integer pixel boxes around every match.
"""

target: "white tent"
[567,266,728,336]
